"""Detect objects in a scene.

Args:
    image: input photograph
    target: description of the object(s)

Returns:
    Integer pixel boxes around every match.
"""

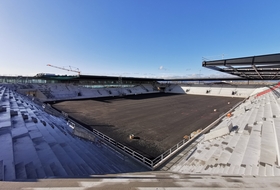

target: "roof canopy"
[202,53,280,80]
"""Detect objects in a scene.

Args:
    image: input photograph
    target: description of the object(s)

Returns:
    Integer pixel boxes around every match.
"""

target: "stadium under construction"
[1,53,280,189]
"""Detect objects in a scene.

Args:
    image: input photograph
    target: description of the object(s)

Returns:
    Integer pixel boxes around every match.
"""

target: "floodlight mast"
[47,64,81,76]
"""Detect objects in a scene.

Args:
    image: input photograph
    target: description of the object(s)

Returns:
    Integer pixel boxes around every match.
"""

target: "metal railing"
[67,119,154,168]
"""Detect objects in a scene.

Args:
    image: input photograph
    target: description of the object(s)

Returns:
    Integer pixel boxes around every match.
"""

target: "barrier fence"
[67,119,154,168]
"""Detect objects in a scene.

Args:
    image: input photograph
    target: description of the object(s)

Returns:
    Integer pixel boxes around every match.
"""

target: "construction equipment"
[47,64,81,76]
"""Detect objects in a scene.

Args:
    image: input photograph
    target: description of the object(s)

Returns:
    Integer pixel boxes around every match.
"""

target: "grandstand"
[0,86,147,181]
[170,84,280,176]
[1,53,280,189]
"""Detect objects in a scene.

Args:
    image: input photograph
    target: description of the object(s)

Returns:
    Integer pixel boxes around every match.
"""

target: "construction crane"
[47,64,81,76]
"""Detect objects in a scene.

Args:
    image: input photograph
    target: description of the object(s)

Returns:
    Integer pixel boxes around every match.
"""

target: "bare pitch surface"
[53,93,243,159]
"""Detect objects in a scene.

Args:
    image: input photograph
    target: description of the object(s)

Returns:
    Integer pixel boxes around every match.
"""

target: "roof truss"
[202,53,280,80]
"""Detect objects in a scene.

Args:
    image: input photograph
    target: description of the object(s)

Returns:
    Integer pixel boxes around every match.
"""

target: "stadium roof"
[32,74,162,82]
[202,53,280,80]
[79,75,161,82]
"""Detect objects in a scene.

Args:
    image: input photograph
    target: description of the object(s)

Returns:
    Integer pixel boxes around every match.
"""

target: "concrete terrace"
[8,83,159,101]
[166,84,257,98]
[0,85,147,181]
[170,84,280,176]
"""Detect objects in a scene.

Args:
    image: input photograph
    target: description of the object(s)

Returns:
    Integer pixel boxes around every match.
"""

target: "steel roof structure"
[202,53,280,80]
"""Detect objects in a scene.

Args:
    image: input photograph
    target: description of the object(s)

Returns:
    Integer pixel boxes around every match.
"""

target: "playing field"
[53,93,243,159]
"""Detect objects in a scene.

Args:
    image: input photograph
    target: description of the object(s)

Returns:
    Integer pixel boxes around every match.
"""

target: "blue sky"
[1,0,280,78]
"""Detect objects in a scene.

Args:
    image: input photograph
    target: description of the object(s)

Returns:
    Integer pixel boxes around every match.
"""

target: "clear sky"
[1,0,280,78]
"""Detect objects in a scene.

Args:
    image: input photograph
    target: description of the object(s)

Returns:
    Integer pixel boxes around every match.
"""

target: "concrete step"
[15,162,27,179]
[50,143,85,176]
[32,137,67,177]
[49,162,66,177]
[0,128,15,181]
[25,162,38,179]
[0,160,3,181]
[68,138,117,174]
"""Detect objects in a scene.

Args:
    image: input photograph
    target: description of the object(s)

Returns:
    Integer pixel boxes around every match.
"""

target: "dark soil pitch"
[53,93,243,159]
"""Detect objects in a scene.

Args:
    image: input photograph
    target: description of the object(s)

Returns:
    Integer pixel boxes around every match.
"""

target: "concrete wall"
[166,84,257,98]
